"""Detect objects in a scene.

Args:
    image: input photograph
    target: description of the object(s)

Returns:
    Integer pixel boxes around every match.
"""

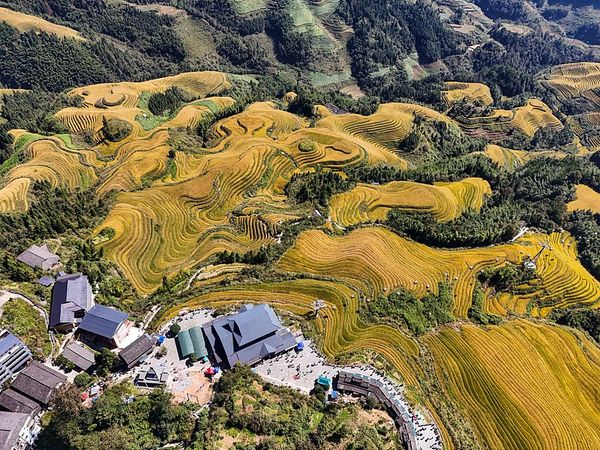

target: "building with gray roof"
[0,411,36,450]
[16,244,60,271]
[9,361,66,406]
[119,334,156,369]
[78,305,130,349]
[61,343,95,372]
[202,304,296,369]
[0,331,31,386]
[0,389,40,416]
[49,273,94,332]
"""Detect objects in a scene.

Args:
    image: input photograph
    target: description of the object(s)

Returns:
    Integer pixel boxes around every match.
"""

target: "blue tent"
[296,341,305,351]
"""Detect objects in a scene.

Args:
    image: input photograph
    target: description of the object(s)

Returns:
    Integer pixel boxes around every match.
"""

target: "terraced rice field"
[481,144,566,170]
[91,95,416,292]
[462,99,563,139]
[329,178,490,227]
[567,184,600,213]
[0,178,30,213]
[318,102,453,152]
[0,6,84,40]
[1,135,97,209]
[442,82,493,106]
[425,320,600,450]
[541,62,600,103]
[278,227,600,317]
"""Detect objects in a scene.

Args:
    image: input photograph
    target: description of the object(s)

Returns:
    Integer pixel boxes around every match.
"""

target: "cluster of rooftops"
[1,244,301,449]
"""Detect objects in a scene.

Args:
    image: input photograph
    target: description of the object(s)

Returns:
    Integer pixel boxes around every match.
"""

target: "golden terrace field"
[5,69,600,450]
[425,320,600,450]
[442,81,493,106]
[329,177,490,227]
[278,227,600,317]
[541,62,600,105]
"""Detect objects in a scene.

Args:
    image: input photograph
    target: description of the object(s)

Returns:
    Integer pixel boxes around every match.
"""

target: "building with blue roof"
[0,330,31,386]
[77,305,131,349]
[202,304,296,369]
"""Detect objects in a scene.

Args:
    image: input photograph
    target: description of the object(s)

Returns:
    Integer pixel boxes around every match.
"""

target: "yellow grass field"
[567,184,600,213]
[0,7,84,40]
[278,227,600,317]
[329,178,490,227]
[425,320,600,450]
[442,82,493,106]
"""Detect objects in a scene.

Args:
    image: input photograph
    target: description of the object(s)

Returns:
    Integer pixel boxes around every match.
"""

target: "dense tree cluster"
[362,283,454,335]
[0,0,184,61]
[0,182,112,253]
[553,308,600,344]
[478,263,537,292]
[195,365,402,449]
[37,384,196,450]
[285,171,353,207]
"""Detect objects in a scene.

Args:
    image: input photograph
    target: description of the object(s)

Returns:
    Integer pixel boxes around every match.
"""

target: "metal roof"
[62,343,95,371]
[0,411,30,450]
[16,244,59,269]
[49,273,94,328]
[202,304,296,368]
[0,331,23,358]
[78,305,128,339]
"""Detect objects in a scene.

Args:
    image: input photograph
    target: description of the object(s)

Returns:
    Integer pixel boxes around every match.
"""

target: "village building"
[49,273,94,332]
[16,245,60,271]
[176,326,208,361]
[0,331,32,386]
[335,371,417,450]
[0,389,40,416]
[202,304,296,369]
[77,305,131,349]
[0,411,38,450]
[119,334,156,369]
[135,364,169,388]
[0,362,66,415]
[61,343,95,372]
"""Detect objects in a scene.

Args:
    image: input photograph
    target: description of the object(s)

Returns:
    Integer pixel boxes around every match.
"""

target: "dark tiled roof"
[78,305,128,339]
[49,273,94,328]
[11,361,66,405]
[0,411,30,450]
[62,343,95,371]
[119,334,155,367]
[0,389,40,415]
